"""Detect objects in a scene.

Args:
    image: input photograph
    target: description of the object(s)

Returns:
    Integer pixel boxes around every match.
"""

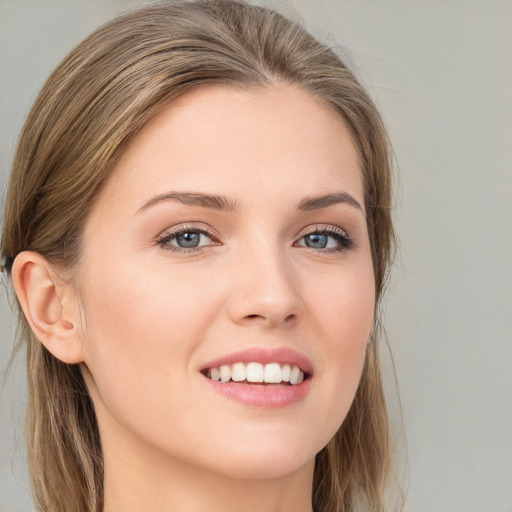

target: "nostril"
[243,312,298,325]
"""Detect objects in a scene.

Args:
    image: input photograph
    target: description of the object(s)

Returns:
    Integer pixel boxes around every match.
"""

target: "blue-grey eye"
[296,228,353,251]
[175,231,201,248]
[158,228,215,251]
[305,233,328,248]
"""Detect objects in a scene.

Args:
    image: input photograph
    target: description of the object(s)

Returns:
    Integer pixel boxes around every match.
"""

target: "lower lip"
[202,376,312,408]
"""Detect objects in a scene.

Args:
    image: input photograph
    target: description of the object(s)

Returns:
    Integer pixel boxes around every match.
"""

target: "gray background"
[1,1,511,511]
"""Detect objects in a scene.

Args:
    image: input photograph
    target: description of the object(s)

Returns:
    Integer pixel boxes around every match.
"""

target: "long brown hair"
[1,1,397,511]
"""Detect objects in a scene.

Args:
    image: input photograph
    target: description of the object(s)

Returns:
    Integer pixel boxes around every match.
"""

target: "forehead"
[94,84,363,215]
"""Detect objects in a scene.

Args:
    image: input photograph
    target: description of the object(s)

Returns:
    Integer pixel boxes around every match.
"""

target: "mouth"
[201,362,308,386]
[199,347,313,407]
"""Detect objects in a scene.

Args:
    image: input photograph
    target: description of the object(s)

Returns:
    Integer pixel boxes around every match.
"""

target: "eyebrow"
[298,192,363,213]
[137,190,363,215]
[137,191,240,214]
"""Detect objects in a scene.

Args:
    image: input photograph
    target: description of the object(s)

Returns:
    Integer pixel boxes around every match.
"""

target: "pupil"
[177,232,200,248]
[305,233,327,248]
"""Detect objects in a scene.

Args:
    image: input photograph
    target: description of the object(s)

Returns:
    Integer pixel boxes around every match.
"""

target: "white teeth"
[289,365,300,385]
[231,362,246,382]
[246,362,264,383]
[205,362,306,385]
[264,363,282,383]
[281,364,291,382]
[220,365,231,383]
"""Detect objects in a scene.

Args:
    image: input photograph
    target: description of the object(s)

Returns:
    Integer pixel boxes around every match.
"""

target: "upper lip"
[200,347,314,376]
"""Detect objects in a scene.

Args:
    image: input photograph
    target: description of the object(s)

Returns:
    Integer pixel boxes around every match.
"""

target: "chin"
[188,427,324,481]
[209,449,316,481]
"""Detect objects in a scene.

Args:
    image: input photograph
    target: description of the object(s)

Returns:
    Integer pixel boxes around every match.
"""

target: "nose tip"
[227,257,303,328]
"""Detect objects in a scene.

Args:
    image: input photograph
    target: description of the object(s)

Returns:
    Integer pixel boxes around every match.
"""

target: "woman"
[1,1,397,511]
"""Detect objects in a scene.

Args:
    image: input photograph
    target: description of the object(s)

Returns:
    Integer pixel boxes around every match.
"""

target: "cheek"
[78,260,221,424]
[305,259,375,352]
[82,257,216,344]
[301,260,375,435]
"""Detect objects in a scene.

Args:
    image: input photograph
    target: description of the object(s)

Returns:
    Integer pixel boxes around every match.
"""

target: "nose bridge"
[228,235,302,327]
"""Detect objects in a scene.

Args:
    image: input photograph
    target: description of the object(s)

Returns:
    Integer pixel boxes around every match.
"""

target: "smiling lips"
[200,347,313,407]
[203,362,306,385]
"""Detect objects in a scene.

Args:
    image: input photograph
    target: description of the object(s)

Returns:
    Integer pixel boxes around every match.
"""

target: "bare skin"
[13,84,375,512]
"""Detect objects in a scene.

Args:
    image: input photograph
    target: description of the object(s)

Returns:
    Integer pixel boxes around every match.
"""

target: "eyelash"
[156,225,220,254]
[295,225,354,253]
[156,224,354,254]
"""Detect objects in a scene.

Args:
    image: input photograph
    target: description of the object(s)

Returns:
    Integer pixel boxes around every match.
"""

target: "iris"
[304,233,328,249]
[175,231,200,248]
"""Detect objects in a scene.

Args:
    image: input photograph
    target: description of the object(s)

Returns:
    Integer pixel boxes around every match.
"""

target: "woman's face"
[76,84,375,480]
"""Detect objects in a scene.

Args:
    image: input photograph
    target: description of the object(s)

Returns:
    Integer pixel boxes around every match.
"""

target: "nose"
[227,245,303,328]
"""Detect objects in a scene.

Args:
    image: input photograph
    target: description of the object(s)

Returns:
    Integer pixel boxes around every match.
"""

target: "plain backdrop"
[1,1,511,511]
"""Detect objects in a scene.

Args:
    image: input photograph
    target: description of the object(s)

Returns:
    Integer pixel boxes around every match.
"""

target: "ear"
[11,251,84,364]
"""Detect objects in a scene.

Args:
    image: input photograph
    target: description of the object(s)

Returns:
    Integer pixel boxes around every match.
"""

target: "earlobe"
[11,251,84,364]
